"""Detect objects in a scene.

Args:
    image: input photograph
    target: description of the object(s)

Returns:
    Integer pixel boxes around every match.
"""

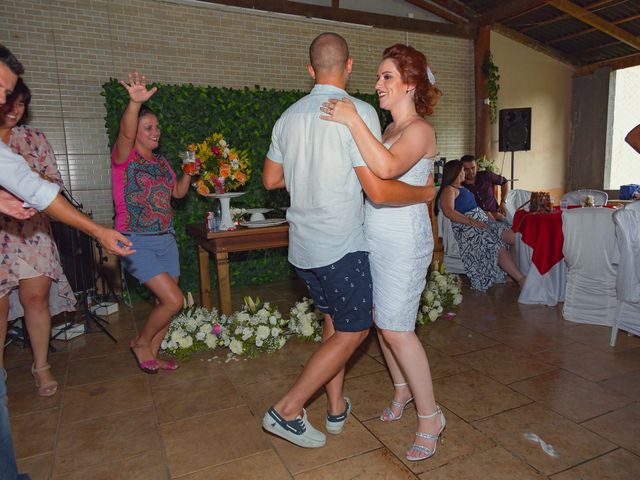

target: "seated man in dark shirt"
[461,155,509,222]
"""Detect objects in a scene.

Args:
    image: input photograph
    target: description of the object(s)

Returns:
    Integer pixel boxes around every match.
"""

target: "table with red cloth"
[513,209,565,275]
[512,208,567,305]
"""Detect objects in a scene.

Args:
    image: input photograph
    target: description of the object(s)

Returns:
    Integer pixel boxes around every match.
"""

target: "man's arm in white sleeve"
[0,143,59,210]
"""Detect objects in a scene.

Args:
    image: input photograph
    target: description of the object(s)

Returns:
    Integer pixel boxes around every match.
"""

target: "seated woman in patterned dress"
[435,160,525,292]
[112,72,196,373]
[0,78,76,396]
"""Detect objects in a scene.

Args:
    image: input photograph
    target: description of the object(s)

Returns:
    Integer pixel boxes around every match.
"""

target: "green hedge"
[102,81,391,294]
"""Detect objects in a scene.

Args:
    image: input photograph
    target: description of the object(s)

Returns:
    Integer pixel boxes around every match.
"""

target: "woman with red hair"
[321,44,444,461]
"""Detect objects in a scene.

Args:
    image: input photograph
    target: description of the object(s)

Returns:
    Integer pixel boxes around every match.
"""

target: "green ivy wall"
[102,81,391,294]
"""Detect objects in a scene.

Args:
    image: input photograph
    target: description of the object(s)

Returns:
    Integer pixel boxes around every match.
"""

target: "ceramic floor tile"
[549,448,640,480]
[418,323,500,356]
[7,379,63,417]
[510,370,633,422]
[236,373,302,417]
[54,407,163,474]
[11,408,59,460]
[146,352,227,388]
[161,405,271,477]
[541,343,640,382]
[53,450,169,480]
[65,351,142,387]
[67,329,133,360]
[17,452,53,480]
[484,324,574,355]
[454,310,525,334]
[223,347,305,386]
[344,350,386,379]
[178,450,290,479]
[343,371,409,422]
[267,407,381,475]
[5,352,69,388]
[422,446,546,480]
[61,375,153,424]
[599,370,640,401]
[434,370,532,422]
[582,403,640,456]
[564,324,640,353]
[456,344,558,385]
[425,347,471,380]
[295,448,416,479]
[475,403,616,475]
[153,372,242,423]
[364,406,495,475]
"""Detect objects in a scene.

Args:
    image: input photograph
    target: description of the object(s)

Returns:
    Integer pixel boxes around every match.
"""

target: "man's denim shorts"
[120,231,180,284]
[294,251,373,332]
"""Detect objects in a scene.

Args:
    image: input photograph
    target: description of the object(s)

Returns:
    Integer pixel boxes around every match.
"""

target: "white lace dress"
[365,148,434,331]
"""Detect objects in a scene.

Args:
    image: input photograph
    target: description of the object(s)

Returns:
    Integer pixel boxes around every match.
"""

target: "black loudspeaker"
[499,108,531,152]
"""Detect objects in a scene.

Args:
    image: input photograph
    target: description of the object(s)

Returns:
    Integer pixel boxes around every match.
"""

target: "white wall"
[490,31,574,195]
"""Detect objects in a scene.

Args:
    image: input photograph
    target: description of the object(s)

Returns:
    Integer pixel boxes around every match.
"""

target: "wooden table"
[186,223,289,315]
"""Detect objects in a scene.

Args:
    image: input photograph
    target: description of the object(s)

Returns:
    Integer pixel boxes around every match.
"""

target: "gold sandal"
[31,363,58,397]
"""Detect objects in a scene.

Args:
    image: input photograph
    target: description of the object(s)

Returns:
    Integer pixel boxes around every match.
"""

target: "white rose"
[270,316,277,325]
[271,327,281,337]
[255,338,263,347]
[196,331,205,341]
[301,320,314,337]
[425,290,435,302]
[453,294,463,305]
[229,339,243,354]
[428,310,439,322]
[161,340,168,350]
[257,325,270,340]
[242,328,253,341]
[205,336,218,348]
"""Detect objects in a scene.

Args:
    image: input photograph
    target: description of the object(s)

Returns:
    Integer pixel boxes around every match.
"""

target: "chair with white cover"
[610,208,640,346]
[437,211,465,274]
[625,199,640,211]
[562,208,618,326]
[505,189,532,224]
[561,189,608,206]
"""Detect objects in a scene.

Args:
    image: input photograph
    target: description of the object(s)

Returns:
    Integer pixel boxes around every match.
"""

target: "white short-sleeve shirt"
[267,84,382,269]
[0,141,59,211]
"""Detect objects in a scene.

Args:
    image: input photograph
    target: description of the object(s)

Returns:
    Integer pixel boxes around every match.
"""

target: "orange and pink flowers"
[185,133,251,194]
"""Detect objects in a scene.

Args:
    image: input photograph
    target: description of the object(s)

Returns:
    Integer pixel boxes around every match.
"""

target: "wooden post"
[197,246,212,310]
[215,251,232,316]
[474,25,491,158]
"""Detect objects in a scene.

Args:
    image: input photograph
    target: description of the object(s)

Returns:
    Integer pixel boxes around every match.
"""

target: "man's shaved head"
[309,32,350,73]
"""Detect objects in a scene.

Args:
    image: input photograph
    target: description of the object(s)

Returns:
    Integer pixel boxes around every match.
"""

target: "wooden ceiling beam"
[422,0,478,20]
[404,0,467,24]
[547,0,640,50]
[492,23,576,66]
[549,12,640,44]
[478,0,549,26]
[520,0,616,33]
[199,0,472,37]
[575,51,640,75]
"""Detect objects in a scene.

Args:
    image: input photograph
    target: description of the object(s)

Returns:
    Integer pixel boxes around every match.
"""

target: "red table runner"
[512,209,564,275]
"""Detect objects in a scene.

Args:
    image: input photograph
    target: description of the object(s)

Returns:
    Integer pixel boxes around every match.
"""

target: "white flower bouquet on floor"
[288,297,323,342]
[417,266,462,325]
[218,296,287,357]
[161,295,223,358]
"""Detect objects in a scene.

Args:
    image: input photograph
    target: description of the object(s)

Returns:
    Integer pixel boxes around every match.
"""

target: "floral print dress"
[0,126,76,321]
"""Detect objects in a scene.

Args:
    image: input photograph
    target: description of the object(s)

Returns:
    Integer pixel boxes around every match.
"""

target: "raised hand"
[320,97,359,126]
[119,71,158,104]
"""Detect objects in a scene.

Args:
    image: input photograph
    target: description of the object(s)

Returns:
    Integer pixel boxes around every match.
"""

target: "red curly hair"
[382,44,442,116]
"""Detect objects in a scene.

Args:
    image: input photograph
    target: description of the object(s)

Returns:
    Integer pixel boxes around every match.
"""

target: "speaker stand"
[79,291,117,343]
[509,151,519,189]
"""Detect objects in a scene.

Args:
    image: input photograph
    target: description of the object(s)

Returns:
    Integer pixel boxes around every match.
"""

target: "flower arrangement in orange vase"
[184,133,251,195]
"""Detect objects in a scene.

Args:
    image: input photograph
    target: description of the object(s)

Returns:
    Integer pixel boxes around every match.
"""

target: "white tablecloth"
[516,233,566,306]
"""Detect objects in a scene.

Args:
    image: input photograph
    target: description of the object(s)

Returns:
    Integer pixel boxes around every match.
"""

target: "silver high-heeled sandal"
[380,382,414,422]
[406,406,446,461]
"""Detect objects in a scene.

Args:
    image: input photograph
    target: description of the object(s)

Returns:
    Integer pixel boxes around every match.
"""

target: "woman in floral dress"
[0,79,75,396]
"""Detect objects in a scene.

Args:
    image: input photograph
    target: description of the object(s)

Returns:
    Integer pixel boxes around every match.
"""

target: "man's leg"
[274,327,368,419]
[321,314,347,416]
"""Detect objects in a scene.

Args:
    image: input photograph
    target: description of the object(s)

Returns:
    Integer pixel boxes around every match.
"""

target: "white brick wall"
[1,0,475,224]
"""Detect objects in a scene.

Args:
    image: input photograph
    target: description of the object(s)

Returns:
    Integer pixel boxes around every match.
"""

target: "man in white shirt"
[260,32,433,449]
[0,44,132,257]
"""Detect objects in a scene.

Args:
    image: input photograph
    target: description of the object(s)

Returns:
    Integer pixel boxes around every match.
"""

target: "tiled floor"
[5,277,640,479]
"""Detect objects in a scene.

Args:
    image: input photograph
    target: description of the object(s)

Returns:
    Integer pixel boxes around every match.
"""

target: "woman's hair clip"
[427,66,436,85]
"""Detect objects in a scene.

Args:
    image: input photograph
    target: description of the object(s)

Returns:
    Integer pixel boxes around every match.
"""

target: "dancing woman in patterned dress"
[112,72,195,373]
[0,79,75,396]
